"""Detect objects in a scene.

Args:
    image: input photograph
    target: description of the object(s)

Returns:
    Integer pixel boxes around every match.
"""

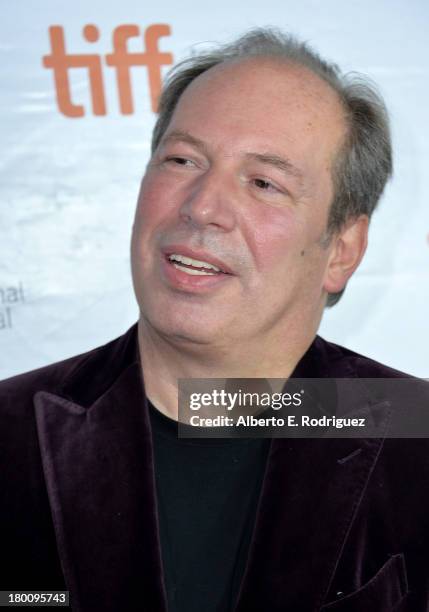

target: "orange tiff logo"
[42,24,173,117]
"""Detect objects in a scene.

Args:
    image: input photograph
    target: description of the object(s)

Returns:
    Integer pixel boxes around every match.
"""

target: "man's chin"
[140,312,225,348]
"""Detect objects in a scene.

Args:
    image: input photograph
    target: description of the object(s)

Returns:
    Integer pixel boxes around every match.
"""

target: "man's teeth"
[172,264,216,275]
[168,253,223,275]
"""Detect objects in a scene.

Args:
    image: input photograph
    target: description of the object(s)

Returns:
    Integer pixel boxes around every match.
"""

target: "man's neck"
[137,316,320,421]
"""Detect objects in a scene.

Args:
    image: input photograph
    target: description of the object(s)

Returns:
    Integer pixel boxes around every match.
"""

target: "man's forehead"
[184,55,345,112]
[165,58,344,163]
[167,56,347,153]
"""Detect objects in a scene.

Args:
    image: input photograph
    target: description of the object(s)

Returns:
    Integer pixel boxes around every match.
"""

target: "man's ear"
[323,215,369,295]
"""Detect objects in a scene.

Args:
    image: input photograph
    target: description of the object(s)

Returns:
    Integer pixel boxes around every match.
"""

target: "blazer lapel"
[235,434,388,611]
[34,360,167,612]
[235,337,392,611]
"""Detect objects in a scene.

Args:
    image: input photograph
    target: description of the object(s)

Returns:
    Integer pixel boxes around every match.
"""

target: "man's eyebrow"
[160,131,304,182]
[245,152,304,182]
[160,130,208,153]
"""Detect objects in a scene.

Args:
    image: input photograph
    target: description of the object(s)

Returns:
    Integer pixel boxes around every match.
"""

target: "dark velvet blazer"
[1,324,428,611]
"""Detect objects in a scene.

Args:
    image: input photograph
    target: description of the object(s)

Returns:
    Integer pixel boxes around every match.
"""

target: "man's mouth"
[167,253,228,276]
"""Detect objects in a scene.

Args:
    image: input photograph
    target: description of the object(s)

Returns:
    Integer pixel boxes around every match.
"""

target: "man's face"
[131,58,347,349]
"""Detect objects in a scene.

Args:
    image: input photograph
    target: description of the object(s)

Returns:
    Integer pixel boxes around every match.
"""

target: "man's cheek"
[140,188,180,228]
[250,218,299,267]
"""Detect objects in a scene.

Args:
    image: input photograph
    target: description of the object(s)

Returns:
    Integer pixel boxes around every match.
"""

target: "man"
[1,28,428,611]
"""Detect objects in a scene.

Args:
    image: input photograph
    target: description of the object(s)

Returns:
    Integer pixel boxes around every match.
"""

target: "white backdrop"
[1,0,428,380]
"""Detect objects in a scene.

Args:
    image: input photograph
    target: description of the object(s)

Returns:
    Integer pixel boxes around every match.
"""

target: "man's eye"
[166,156,194,167]
[253,178,278,192]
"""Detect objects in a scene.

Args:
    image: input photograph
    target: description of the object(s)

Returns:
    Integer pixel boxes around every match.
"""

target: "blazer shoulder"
[0,333,130,415]
[0,323,139,418]
[316,336,416,379]
[0,352,89,418]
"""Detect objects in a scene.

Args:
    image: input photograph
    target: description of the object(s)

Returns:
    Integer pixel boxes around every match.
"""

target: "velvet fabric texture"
[1,323,428,611]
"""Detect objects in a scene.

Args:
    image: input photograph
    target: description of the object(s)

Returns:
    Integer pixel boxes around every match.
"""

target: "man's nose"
[179,171,237,231]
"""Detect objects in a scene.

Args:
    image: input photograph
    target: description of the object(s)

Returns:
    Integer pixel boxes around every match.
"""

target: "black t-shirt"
[149,402,270,612]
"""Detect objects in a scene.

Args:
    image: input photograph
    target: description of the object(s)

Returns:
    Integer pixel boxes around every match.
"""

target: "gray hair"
[151,28,393,307]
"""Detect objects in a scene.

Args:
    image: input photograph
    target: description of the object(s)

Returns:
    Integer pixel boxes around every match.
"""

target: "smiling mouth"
[167,253,228,276]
